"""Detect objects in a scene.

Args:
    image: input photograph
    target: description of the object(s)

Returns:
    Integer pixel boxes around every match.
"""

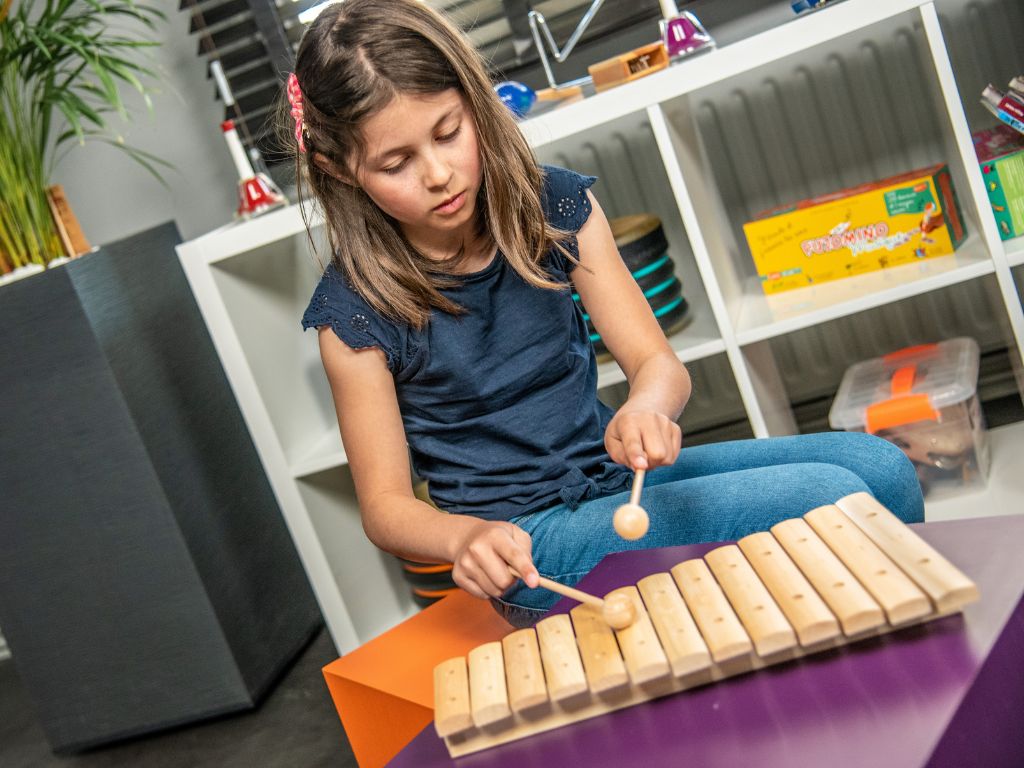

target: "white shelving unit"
[178,0,1024,654]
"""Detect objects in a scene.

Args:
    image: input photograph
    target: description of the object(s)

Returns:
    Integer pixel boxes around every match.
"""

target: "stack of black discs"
[397,481,459,608]
[573,214,689,358]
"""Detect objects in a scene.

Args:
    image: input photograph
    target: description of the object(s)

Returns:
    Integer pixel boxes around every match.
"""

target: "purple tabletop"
[389,515,1024,768]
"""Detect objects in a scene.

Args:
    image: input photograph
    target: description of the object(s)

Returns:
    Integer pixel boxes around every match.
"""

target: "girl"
[288,0,923,629]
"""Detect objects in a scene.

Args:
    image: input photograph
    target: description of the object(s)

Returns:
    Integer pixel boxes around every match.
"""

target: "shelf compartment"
[734,232,995,345]
[934,0,1024,137]
[766,274,1013,410]
[206,229,338,473]
[532,109,725,387]
[656,4,995,338]
[296,468,416,645]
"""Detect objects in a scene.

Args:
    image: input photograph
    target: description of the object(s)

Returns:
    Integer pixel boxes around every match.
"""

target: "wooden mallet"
[510,569,636,629]
[613,467,649,540]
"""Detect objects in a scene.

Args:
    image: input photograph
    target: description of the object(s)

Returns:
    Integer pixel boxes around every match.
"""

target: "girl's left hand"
[605,408,682,470]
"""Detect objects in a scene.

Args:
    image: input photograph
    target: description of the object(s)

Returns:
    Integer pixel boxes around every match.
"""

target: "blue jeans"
[492,431,923,628]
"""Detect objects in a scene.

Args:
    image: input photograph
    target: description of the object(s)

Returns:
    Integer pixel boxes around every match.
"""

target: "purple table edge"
[389,515,1024,768]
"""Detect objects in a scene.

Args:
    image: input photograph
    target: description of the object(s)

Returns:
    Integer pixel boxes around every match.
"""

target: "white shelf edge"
[596,283,726,388]
[597,340,727,389]
[735,236,995,345]
[291,426,349,479]
[179,205,319,266]
[1006,237,1024,268]
[520,0,930,150]
[925,421,1024,523]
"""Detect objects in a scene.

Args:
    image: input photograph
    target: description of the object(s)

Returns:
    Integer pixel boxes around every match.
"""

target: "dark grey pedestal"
[0,223,322,753]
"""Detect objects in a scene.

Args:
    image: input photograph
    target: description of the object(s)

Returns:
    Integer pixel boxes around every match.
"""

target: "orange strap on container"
[889,365,916,396]
[864,363,939,434]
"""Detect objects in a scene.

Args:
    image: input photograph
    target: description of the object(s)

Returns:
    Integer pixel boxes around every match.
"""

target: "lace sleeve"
[541,165,598,273]
[301,265,402,373]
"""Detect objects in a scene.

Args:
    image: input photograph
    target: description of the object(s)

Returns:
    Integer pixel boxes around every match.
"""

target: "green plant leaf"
[0,0,170,264]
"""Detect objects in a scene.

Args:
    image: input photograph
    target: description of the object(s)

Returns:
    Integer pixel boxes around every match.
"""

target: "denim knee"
[490,597,548,629]
[839,432,924,523]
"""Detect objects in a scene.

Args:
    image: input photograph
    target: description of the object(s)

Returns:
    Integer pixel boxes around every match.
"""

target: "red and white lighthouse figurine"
[222,119,286,219]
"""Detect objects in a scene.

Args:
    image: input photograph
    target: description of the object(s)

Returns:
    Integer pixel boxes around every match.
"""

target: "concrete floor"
[0,628,356,768]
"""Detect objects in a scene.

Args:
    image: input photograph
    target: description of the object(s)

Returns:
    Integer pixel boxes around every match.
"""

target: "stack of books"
[982,76,1024,134]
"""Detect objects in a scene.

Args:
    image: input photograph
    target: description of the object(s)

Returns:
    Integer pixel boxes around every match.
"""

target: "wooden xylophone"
[432,492,980,758]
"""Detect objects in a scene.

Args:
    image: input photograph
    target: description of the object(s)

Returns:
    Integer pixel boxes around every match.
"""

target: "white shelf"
[925,421,1024,522]
[734,233,995,345]
[1006,236,1024,268]
[519,0,928,150]
[291,425,348,478]
[188,204,313,265]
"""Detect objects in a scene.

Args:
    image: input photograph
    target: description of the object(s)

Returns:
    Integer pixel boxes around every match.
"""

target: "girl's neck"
[407,219,495,275]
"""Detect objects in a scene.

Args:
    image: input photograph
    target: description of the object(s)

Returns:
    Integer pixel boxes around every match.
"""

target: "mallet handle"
[510,568,604,609]
[629,468,646,507]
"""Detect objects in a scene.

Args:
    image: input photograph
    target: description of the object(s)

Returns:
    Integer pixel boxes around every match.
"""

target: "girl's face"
[354,89,483,256]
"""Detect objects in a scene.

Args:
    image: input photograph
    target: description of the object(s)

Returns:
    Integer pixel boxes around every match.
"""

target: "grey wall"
[55,7,242,246]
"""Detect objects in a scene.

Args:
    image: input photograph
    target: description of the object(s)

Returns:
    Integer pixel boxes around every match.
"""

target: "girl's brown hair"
[286,0,569,329]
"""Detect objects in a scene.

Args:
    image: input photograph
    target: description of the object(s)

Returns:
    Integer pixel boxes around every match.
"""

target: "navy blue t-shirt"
[301,166,631,520]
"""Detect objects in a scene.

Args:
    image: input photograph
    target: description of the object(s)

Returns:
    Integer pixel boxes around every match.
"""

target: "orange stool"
[322,590,512,767]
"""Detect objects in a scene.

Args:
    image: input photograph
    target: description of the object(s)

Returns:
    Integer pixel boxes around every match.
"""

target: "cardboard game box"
[743,164,967,294]
[973,125,1024,240]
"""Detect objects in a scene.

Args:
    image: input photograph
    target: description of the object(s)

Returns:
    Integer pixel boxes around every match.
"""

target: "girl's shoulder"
[539,164,597,234]
[301,262,410,374]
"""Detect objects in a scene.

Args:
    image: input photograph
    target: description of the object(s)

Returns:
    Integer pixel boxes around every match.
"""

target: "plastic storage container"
[829,338,989,499]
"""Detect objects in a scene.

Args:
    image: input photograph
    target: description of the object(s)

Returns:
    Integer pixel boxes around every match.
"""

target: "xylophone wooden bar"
[636,572,711,677]
[604,586,670,685]
[501,629,548,713]
[770,517,886,635]
[704,545,797,657]
[432,657,473,738]
[534,615,587,702]
[737,531,840,647]
[835,493,981,612]
[804,504,931,625]
[467,642,511,728]
[433,493,981,758]
[570,603,629,693]
[671,558,753,662]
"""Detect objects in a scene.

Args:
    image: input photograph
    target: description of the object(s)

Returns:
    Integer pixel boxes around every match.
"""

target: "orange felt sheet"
[322,590,512,767]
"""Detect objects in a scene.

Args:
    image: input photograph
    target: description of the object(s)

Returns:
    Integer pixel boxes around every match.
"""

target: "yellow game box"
[742,164,967,294]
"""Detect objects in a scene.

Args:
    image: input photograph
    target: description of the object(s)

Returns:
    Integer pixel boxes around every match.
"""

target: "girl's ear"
[312,152,356,185]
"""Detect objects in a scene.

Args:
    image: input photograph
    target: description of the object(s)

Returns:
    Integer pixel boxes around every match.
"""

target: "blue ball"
[494,81,537,118]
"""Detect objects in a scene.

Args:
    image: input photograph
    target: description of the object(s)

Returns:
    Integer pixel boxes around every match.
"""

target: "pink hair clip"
[287,72,307,153]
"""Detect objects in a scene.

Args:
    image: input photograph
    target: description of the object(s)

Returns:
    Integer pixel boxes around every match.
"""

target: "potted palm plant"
[0,0,167,281]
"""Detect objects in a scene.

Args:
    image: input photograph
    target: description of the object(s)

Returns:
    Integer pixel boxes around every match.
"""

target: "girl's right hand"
[451,520,539,600]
